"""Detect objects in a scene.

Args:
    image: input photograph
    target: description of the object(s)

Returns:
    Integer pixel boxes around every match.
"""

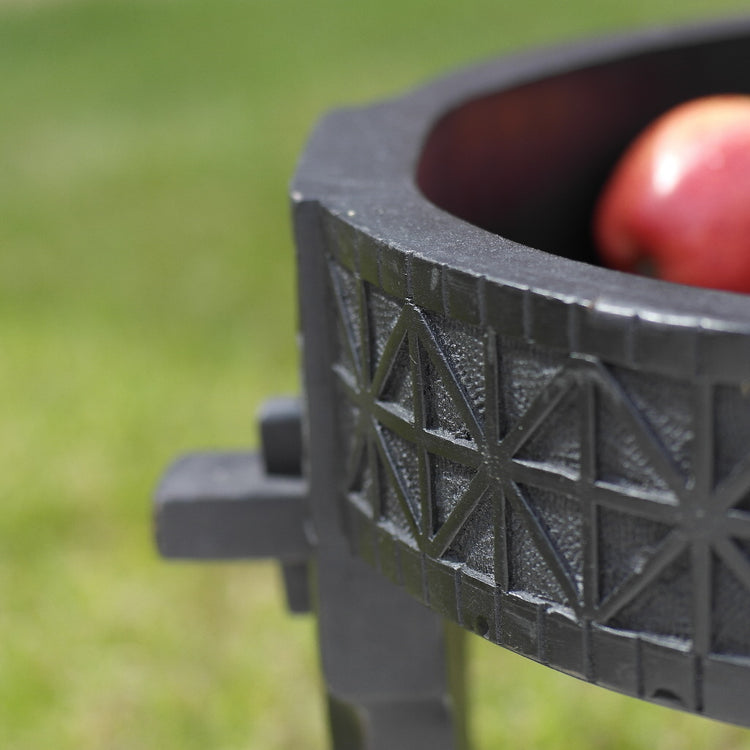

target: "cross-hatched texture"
[326,254,750,673]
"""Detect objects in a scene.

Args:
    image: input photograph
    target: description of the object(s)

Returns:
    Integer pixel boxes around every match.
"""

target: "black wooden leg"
[315,551,467,750]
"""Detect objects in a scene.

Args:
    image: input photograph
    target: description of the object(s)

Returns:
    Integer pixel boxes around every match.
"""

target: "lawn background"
[3,1,750,748]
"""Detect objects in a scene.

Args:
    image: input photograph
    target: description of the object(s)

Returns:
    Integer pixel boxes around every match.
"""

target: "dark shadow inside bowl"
[416,32,750,267]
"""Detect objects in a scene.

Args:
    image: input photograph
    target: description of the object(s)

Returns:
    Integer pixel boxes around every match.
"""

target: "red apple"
[593,95,750,292]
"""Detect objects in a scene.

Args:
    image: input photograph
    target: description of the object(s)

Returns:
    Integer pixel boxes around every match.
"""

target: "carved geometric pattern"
[329,258,750,658]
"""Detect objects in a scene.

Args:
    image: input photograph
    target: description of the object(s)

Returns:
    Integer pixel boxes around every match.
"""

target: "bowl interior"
[417,32,750,266]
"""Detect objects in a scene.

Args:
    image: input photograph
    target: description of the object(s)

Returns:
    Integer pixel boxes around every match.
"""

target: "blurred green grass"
[3,0,750,748]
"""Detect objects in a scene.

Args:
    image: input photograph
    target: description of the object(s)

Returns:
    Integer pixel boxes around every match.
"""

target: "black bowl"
[293,17,750,726]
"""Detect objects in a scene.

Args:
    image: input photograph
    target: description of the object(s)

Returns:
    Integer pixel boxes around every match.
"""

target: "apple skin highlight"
[593,95,750,293]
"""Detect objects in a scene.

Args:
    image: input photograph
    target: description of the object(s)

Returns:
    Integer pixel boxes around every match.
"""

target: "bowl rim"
[293,14,750,383]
